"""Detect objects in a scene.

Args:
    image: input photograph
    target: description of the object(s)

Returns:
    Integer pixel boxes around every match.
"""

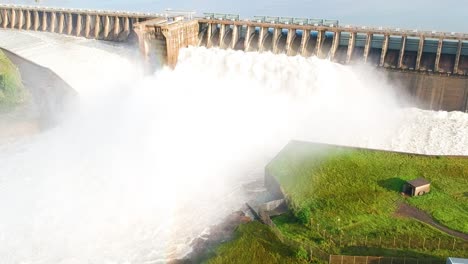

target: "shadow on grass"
[340,246,444,262]
[378,178,407,193]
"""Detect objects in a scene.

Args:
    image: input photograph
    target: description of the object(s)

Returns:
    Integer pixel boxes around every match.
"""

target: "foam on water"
[0,30,467,263]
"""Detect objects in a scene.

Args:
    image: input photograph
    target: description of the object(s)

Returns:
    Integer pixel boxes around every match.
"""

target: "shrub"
[296,207,312,225]
[0,51,25,109]
[295,246,308,260]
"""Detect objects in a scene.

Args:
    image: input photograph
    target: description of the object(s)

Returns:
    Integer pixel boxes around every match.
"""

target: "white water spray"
[0,31,467,263]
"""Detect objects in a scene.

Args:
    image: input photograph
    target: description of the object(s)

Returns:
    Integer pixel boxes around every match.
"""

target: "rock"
[170,209,252,263]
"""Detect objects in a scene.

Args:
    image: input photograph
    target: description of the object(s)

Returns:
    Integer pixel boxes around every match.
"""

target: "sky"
[0,0,466,32]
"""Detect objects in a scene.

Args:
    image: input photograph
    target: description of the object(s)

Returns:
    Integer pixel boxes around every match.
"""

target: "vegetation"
[206,221,304,264]
[0,50,25,111]
[267,141,468,236]
[207,141,467,263]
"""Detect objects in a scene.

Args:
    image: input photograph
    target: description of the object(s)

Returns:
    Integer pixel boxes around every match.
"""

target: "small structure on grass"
[446,257,468,264]
[402,178,431,196]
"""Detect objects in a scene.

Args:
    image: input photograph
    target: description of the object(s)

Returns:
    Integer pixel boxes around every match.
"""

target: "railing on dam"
[0,4,162,41]
[197,17,468,76]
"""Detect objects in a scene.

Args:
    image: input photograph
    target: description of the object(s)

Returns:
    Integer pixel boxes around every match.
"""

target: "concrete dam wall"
[1,5,467,112]
[134,18,199,68]
[388,71,468,112]
[0,4,158,41]
[0,47,76,127]
[196,20,468,113]
[197,19,468,76]
[130,16,468,113]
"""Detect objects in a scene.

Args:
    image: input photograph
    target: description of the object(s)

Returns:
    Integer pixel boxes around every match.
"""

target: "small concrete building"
[446,257,468,264]
[402,178,431,196]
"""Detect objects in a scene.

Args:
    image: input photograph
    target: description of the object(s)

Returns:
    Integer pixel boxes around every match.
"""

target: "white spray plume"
[0,31,467,264]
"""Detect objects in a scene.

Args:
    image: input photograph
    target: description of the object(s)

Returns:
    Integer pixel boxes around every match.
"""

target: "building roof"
[407,178,430,187]
[447,257,468,264]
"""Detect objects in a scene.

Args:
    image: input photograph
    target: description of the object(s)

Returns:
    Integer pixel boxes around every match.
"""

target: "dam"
[0,4,159,41]
[1,31,467,264]
[197,16,468,75]
[0,2,468,263]
[2,5,468,75]
[1,4,468,112]
[1,5,467,73]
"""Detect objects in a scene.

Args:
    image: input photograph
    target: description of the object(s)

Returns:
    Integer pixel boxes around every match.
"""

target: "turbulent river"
[0,30,467,263]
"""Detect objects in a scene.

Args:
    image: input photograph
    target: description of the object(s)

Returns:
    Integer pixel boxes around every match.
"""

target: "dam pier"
[1,5,468,112]
[133,17,199,68]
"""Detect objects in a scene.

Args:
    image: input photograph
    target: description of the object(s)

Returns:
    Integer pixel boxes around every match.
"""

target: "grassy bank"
[267,141,467,236]
[0,50,25,111]
[207,141,467,263]
[206,221,306,264]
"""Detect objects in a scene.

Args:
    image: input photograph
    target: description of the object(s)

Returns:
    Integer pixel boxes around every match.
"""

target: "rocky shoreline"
[169,179,284,263]
[169,209,252,264]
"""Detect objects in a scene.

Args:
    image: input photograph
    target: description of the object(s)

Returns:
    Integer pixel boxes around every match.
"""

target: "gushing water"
[0,31,467,263]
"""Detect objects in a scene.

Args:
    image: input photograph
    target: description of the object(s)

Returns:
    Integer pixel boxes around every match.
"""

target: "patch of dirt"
[395,203,468,240]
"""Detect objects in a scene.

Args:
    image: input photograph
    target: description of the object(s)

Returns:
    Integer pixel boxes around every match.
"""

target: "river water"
[0,27,467,263]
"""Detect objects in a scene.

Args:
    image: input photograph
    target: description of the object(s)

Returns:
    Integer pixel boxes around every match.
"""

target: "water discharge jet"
[0,31,467,263]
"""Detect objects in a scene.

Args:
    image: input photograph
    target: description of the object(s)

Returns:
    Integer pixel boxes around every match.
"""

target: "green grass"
[0,50,25,111]
[340,247,445,260]
[272,213,467,259]
[267,141,468,237]
[206,142,467,263]
[206,221,305,264]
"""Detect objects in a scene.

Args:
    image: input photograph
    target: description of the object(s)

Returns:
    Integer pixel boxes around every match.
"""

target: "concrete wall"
[1,5,467,77]
[2,5,467,112]
[198,20,468,113]
[414,184,431,196]
[1,48,76,128]
[134,19,199,69]
[264,169,285,200]
[198,19,468,76]
[163,20,199,67]
[387,70,468,112]
[0,5,158,41]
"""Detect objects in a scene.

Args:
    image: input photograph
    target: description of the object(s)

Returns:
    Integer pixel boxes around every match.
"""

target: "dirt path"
[396,203,468,240]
